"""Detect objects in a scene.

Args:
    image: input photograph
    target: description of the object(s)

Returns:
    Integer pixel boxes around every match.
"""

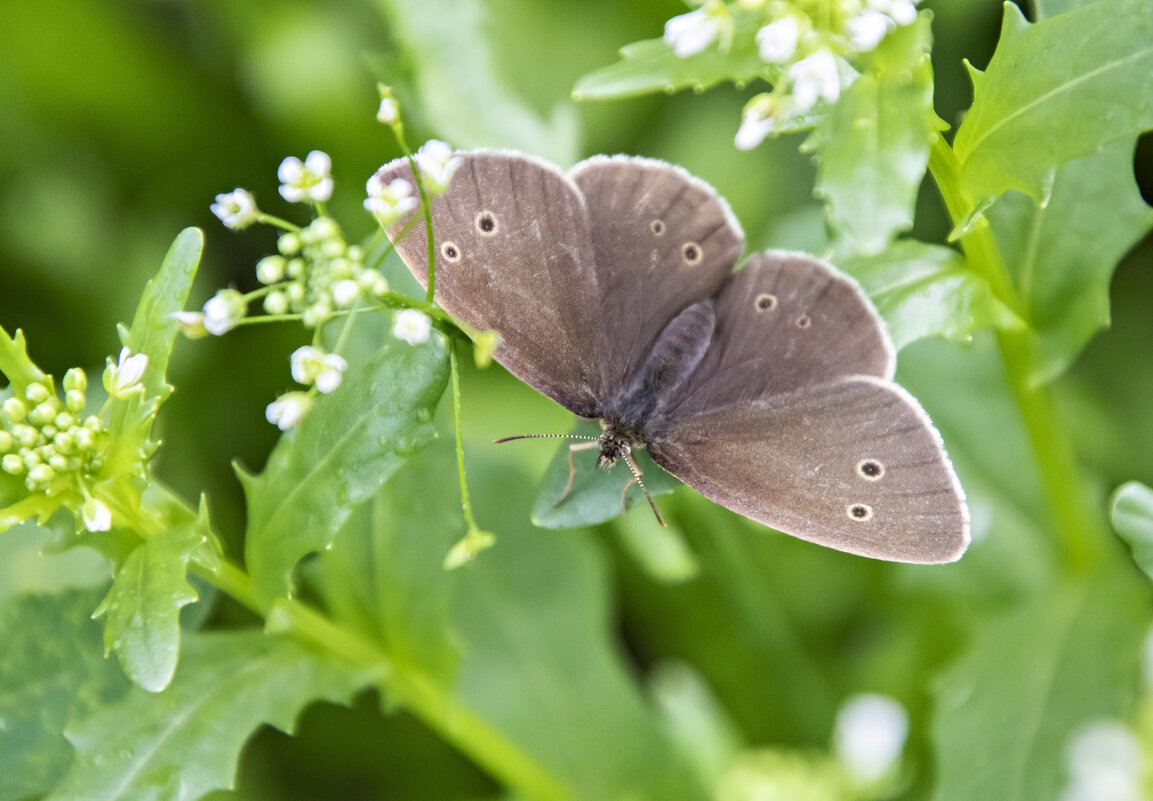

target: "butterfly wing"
[659,251,896,418]
[649,376,969,563]
[375,152,609,417]
[568,156,745,397]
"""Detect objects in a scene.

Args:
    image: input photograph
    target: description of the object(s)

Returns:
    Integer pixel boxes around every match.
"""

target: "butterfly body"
[376,150,970,564]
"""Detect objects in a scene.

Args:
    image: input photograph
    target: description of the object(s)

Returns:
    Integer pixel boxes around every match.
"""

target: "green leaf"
[844,240,1023,349]
[530,419,680,529]
[243,335,449,602]
[953,0,1153,207]
[103,227,203,478]
[47,630,367,801]
[572,18,768,102]
[0,588,131,801]
[808,15,939,256]
[93,510,210,692]
[987,138,1153,385]
[375,0,578,164]
[0,325,48,392]
[932,573,1150,801]
[1034,0,1101,19]
[1111,481,1153,581]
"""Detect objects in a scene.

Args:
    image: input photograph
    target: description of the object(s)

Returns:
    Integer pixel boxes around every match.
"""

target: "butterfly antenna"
[623,453,666,528]
[494,433,598,444]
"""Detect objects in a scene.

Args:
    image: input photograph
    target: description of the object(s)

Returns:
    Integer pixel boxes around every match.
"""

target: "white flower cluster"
[662,0,922,150]
[264,345,350,430]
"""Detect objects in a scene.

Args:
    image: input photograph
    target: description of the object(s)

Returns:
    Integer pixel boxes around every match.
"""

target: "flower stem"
[927,133,1109,573]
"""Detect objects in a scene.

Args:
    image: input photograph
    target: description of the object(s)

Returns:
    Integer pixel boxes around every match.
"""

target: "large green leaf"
[103,228,203,478]
[932,572,1150,801]
[530,418,680,529]
[953,0,1153,207]
[987,138,1153,385]
[372,0,578,164]
[844,240,1022,350]
[808,15,938,256]
[242,334,449,602]
[0,588,131,801]
[46,630,367,801]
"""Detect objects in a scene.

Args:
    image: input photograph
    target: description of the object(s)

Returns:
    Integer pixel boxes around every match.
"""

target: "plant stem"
[927,134,1109,573]
[450,347,481,533]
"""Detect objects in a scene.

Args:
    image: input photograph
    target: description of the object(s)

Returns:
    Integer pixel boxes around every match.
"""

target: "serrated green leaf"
[572,20,768,102]
[374,0,578,164]
[530,419,680,529]
[0,325,48,392]
[987,138,1153,384]
[809,15,938,256]
[93,516,208,693]
[844,240,1023,349]
[103,228,203,478]
[1111,481,1153,581]
[47,630,367,801]
[243,336,449,602]
[953,0,1153,206]
[932,573,1150,801]
[0,588,131,801]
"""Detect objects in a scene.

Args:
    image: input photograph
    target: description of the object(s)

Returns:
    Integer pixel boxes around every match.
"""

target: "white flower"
[664,8,722,58]
[1059,720,1144,801]
[756,16,800,64]
[82,497,112,532]
[834,693,908,784]
[278,150,334,203]
[202,289,247,336]
[364,174,419,226]
[266,392,313,430]
[789,49,841,109]
[393,309,431,345]
[735,95,779,150]
[869,0,920,25]
[170,310,209,339]
[377,96,399,125]
[847,10,894,52]
[332,279,360,307]
[414,140,462,196]
[290,346,348,393]
[104,347,149,399]
[210,188,257,229]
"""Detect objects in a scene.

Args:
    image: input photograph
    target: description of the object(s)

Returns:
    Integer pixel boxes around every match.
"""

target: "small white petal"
[171,311,209,339]
[332,279,360,307]
[414,140,463,195]
[756,16,800,64]
[664,9,721,58]
[393,309,431,345]
[847,10,894,52]
[202,289,247,336]
[278,156,304,184]
[789,49,841,109]
[279,151,334,204]
[887,0,918,25]
[266,392,312,430]
[315,354,348,394]
[735,112,776,150]
[291,345,322,385]
[377,96,399,125]
[82,498,112,532]
[304,150,332,177]
[834,693,909,783]
[210,188,257,230]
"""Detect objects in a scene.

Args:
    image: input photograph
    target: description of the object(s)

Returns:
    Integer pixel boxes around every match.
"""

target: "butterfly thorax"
[597,299,717,468]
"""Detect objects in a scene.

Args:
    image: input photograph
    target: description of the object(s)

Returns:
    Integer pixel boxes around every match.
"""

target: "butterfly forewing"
[569,157,744,397]
[650,376,969,564]
[376,153,609,417]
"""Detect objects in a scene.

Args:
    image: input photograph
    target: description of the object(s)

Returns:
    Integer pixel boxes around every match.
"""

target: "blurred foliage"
[0,1,1151,800]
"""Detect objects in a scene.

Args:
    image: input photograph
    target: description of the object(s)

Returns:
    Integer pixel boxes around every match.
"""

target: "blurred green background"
[1,1,1151,799]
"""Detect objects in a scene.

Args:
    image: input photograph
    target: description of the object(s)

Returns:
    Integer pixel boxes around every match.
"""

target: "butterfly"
[375,150,969,563]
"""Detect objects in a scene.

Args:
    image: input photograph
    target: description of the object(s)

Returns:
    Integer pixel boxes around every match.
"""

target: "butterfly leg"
[556,440,600,507]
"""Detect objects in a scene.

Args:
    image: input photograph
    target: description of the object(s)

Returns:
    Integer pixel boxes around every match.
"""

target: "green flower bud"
[54,412,74,430]
[25,382,51,404]
[287,258,306,279]
[27,463,55,486]
[278,232,302,255]
[264,291,289,315]
[14,425,38,448]
[0,431,11,452]
[312,218,340,241]
[347,245,365,263]
[74,427,95,450]
[28,402,58,427]
[1,454,24,474]
[256,255,287,284]
[65,389,86,413]
[2,397,27,423]
[54,431,75,454]
[48,453,68,472]
[63,367,87,392]
[321,239,345,259]
[287,282,305,303]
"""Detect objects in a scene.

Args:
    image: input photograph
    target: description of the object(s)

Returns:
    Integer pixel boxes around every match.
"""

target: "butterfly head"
[597,415,645,470]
